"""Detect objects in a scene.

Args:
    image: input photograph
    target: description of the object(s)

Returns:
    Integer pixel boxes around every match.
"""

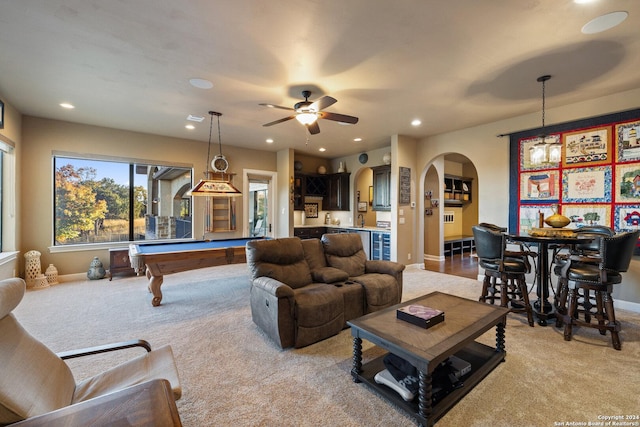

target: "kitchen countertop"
[295,224,391,232]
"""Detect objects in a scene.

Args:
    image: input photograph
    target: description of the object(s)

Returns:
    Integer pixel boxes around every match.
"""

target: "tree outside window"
[54,157,192,245]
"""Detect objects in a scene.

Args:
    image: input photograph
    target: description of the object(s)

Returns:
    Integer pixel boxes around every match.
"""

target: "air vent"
[443,211,455,223]
[187,115,205,122]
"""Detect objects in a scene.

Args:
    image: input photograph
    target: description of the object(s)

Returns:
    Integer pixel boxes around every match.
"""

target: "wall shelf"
[444,174,472,207]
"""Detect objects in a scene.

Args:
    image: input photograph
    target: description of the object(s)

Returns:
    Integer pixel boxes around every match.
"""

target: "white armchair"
[0,278,181,426]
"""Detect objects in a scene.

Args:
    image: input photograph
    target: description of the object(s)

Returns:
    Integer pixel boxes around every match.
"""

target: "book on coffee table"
[397,304,444,329]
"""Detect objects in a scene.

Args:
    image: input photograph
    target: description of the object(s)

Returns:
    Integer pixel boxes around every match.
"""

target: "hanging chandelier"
[189,111,242,197]
[530,75,562,165]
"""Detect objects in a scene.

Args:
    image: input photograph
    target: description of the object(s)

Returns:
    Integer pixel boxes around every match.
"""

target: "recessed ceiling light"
[266,138,274,144]
[187,114,205,122]
[185,124,195,130]
[582,11,628,34]
[354,138,362,142]
[189,78,213,89]
[318,147,326,152]
[411,119,422,126]
[60,103,75,109]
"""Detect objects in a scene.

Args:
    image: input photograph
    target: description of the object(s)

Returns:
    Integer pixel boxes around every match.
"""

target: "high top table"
[507,233,593,326]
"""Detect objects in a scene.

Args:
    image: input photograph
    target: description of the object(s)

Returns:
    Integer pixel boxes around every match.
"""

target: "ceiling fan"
[260,90,359,135]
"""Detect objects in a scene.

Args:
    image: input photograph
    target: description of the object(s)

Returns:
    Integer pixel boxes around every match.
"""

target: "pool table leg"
[149,275,164,306]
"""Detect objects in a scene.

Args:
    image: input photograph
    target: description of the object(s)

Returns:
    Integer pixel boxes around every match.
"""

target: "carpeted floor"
[13,264,640,427]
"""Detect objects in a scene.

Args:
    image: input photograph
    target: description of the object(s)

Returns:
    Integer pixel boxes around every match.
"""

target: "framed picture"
[0,99,4,129]
[562,126,612,167]
[562,166,611,203]
[357,202,368,212]
[614,205,640,232]
[615,163,640,203]
[519,170,560,202]
[518,204,556,234]
[304,203,318,218]
[562,204,611,229]
[615,119,640,162]
[519,134,561,171]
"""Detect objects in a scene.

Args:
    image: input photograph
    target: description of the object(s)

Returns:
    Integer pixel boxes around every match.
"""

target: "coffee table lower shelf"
[352,342,504,426]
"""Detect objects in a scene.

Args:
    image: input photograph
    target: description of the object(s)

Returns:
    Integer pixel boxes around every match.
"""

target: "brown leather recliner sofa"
[246,233,405,349]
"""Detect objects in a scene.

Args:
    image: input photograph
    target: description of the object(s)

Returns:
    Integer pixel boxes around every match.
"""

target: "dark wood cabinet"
[325,172,350,211]
[293,174,328,210]
[293,173,349,211]
[293,175,305,210]
[294,227,327,239]
[108,248,136,280]
[372,165,391,211]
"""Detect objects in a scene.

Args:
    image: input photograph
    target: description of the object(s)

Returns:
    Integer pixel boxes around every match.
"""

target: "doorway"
[244,170,276,238]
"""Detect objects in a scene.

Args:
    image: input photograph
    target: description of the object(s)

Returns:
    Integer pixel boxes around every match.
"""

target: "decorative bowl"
[544,214,571,228]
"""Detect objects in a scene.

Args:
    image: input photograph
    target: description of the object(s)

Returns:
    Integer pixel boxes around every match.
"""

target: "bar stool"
[553,225,614,322]
[472,225,534,327]
[555,230,639,350]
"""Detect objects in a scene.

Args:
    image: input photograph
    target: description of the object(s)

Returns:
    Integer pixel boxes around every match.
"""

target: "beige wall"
[4,87,640,305]
[19,116,276,275]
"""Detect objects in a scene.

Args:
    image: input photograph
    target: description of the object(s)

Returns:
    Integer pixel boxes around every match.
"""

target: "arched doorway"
[422,153,478,278]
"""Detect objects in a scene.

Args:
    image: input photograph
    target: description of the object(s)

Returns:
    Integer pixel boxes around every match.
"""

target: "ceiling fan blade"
[309,96,337,112]
[259,103,294,111]
[263,116,296,127]
[306,121,320,135]
[319,111,359,124]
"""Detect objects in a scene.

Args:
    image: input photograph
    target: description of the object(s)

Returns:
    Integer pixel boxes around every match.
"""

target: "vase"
[24,250,42,288]
[544,205,570,228]
[87,257,106,280]
[45,264,59,285]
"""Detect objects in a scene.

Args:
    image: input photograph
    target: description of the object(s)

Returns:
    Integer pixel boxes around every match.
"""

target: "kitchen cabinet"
[372,165,391,211]
[294,227,326,239]
[444,174,472,207]
[325,173,350,211]
[293,174,327,211]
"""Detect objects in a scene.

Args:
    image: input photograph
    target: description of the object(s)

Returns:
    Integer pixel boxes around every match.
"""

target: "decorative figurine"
[87,257,106,280]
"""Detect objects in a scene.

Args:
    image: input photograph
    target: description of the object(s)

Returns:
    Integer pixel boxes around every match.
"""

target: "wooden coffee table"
[348,291,509,427]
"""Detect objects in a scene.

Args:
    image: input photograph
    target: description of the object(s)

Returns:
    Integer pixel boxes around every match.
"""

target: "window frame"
[52,152,193,250]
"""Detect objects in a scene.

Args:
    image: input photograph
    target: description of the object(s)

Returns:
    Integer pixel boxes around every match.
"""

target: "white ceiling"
[0,1,639,159]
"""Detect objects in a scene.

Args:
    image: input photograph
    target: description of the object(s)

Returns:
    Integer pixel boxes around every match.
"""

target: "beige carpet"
[14,264,640,427]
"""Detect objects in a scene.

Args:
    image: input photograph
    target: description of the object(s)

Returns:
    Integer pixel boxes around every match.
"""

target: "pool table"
[129,238,262,306]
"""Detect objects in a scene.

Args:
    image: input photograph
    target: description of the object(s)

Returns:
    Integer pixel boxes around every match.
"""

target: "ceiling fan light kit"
[260,90,358,135]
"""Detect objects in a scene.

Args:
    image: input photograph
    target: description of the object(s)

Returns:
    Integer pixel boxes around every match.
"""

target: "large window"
[54,156,192,246]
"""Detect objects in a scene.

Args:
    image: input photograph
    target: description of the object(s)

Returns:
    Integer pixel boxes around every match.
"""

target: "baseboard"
[615,299,640,313]
[423,254,444,262]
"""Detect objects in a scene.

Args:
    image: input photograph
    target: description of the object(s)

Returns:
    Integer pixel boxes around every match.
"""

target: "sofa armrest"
[252,276,295,298]
[311,267,349,284]
[365,260,406,276]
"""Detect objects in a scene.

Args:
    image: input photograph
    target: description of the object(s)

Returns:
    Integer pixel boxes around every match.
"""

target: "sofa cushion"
[311,267,349,284]
[351,273,399,311]
[246,237,312,289]
[293,284,344,348]
[301,238,328,270]
[321,234,367,277]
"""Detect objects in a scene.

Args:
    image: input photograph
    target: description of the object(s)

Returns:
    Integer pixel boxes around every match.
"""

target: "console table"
[348,291,508,426]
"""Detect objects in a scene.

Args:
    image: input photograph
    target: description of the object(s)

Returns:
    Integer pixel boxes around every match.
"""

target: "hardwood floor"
[423,252,478,280]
